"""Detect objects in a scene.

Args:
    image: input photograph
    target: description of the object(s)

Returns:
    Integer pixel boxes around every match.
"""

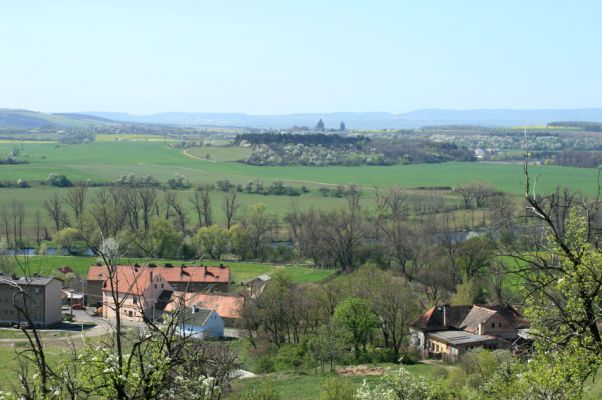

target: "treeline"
[235,132,366,146]
[243,136,475,166]
[554,150,602,168]
[548,121,602,131]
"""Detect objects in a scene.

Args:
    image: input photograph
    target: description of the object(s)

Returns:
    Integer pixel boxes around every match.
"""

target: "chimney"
[11,274,17,281]
[478,322,483,336]
[150,271,154,282]
[442,305,447,327]
[204,265,208,276]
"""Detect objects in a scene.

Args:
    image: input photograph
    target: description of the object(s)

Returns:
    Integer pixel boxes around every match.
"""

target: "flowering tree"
[356,366,437,400]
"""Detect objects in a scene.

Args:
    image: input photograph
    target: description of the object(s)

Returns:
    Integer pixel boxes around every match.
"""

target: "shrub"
[320,378,355,400]
[47,173,72,187]
[246,385,280,400]
[256,355,275,373]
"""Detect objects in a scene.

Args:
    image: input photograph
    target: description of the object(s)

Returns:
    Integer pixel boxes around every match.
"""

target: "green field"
[230,363,448,399]
[0,141,599,195]
[8,256,335,284]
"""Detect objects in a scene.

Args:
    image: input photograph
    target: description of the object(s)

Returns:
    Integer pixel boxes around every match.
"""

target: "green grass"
[1,141,599,195]
[8,256,336,284]
[230,363,444,400]
[0,329,71,339]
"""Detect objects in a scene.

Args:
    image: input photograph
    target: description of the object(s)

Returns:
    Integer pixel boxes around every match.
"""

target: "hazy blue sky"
[1,1,600,114]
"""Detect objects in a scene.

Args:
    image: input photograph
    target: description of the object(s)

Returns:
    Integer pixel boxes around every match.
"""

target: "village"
[0,263,532,364]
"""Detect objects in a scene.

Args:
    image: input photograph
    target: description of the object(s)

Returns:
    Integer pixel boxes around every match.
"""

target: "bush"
[47,173,72,187]
[399,346,421,365]
[246,385,280,400]
[256,355,275,373]
[273,344,306,371]
[320,378,355,400]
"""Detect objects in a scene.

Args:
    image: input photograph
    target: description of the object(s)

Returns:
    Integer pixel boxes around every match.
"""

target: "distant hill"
[0,109,118,129]
[80,109,602,129]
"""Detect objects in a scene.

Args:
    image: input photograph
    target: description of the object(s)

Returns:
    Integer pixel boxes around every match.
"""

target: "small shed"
[180,307,224,339]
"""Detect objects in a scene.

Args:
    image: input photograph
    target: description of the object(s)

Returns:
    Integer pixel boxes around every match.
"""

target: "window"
[154,284,157,289]
[498,322,502,328]
[491,322,495,328]
[161,283,164,288]
[133,297,137,305]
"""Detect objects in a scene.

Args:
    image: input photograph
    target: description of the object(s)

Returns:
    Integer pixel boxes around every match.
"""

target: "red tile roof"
[102,267,159,296]
[88,264,230,284]
[167,292,243,319]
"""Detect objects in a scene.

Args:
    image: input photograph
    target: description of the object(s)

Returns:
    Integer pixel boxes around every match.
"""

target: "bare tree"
[43,193,69,232]
[34,211,42,247]
[223,191,240,229]
[64,184,87,231]
[137,186,157,232]
[320,186,365,272]
[190,186,213,227]
[374,188,413,277]
[165,190,187,234]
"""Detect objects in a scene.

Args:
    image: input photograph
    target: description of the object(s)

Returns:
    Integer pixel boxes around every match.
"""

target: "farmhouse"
[179,306,224,339]
[101,266,174,322]
[167,292,244,326]
[410,304,530,361]
[0,276,62,327]
[87,264,230,306]
[243,274,271,296]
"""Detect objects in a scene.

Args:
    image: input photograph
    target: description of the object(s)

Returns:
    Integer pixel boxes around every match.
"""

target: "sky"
[1,0,601,114]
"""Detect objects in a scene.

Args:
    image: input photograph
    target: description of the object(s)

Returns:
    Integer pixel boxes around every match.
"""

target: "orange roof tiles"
[102,267,159,296]
[88,264,230,284]
[167,291,243,319]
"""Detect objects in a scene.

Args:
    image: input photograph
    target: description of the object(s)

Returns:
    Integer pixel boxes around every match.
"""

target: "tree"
[242,204,277,260]
[165,190,187,234]
[223,191,240,229]
[64,184,87,231]
[148,218,182,258]
[229,224,252,261]
[320,186,365,271]
[374,188,413,276]
[457,236,495,279]
[190,186,213,228]
[137,186,158,232]
[309,320,344,372]
[43,193,69,231]
[54,227,79,254]
[333,297,378,359]
[356,267,418,355]
[193,225,230,260]
[356,366,438,400]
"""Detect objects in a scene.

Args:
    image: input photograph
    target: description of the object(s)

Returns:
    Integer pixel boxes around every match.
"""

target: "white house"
[179,307,224,339]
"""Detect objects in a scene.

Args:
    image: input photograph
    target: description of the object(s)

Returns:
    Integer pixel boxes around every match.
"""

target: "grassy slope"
[231,363,445,399]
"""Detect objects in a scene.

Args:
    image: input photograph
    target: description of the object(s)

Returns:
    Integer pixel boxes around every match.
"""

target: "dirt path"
[182,148,218,162]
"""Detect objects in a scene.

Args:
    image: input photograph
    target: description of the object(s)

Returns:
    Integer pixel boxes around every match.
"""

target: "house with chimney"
[87,264,230,306]
[101,266,174,322]
[410,304,530,361]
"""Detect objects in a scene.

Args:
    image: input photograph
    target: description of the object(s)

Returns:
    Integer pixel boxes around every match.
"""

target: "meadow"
[0,140,599,195]
[0,139,599,236]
